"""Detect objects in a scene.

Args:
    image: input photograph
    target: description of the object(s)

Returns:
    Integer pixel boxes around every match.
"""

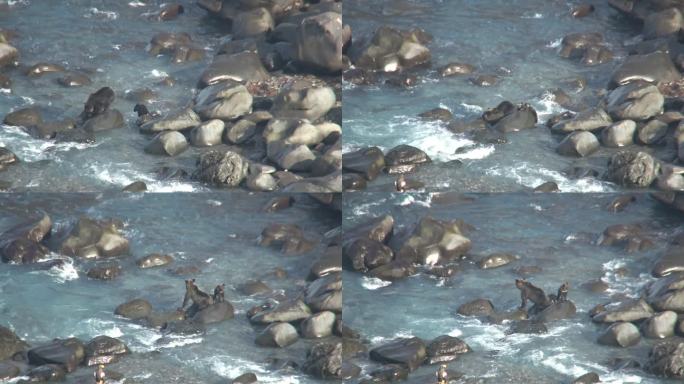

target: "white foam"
[460,103,483,113]
[84,7,118,20]
[534,91,566,119]
[45,257,79,283]
[0,125,99,162]
[485,162,613,192]
[149,69,169,78]
[397,193,431,207]
[546,37,563,48]
[361,276,392,290]
[207,355,302,384]
[522,12,543,19]
[602,259,652,297]
[452,144,495,160]
[530,203,543,211]
[156,334,203,349]
[128,1,147,7]
[91,165,200,192]
[206,199,222,206]
[385,116,494,163]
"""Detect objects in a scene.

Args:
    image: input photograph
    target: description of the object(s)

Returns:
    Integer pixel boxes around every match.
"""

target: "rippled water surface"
[343,193,684,383]
[0,193,340,383]
[344,0,641,192]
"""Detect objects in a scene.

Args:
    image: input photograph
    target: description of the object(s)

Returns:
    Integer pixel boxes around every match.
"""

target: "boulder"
[27,364,66,382]
[385,145,431,167]
[194,81,252,120]
[610,52,681,88]
[84,335,129,366]
[345,214,394,243]
[425,335,470,364]
[232,8,274,39]
[198,52,269,87]
[296,12,345,72]
[82,109,124,132]
[343,237,393,272]
[0,43,18,67]
[638,119,668,145]
[606,82,663,121]
[192,150,249,187]
[0,362,19,381]
[272,85,336,121]
[28,338,85,372]
[224,119,257,144]
[552,108,612,132]
[4,107,42,127]
[305,273,342,313]
[593,298,654,323]
[601,120,636,147]
[115,299,153,320]
[605,151,658,187]
[342,147,385,181]
[477,253,517,269]
[302,342,346,379]
[0,326,28,360]
[192,301,235,324]
[646,338,684,378]
[644,8,683,39]
[258,223,314,254]
[87,263,122,280]
[255,322,299,348]
[369,337,427,372]
[140,107,201,133]
[642,311,677,338]
[301,311,336,338]
[597,322,641,347]
[368,260,416,281]
[653,246,684,277]
[190,119,225,147]
[250,299,311,324]
[144,131,189,156]
[457,298,495,317]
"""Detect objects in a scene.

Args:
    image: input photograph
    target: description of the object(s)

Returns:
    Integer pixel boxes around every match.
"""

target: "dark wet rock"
[28,338,85,372]
[60,217,129,259]
[571,372,600,384]
[370,364,409,381]
[25,62,65,77]
[250,299,311,324]
[425,335,470,364]
[303,342,348,379]
[556,131,600,157]
[642,311,677,338]
[593,298,654,323]
[144,131,189,157]
[57,71,91,87]
[343,68,378,85]
[115,299,152,320]
[232,372,258,384]
[136,253,173,268]
[342,147,385,181]
[0,43,18,67]
[477,253,517,269]
[0,212,51,264]
[492,103,538,133]
[385,72,418,87]
[4,107,42,127]
[572,4,595,18]
[199,52,269,88]
[122,181,147,192]
[259,223,314,254]
[309,245,342,279]
[533,181,559,192]
[343,238,393,272]
[395,216,471,265]
[84,335,128,366]
[354,26,431,72]
[224,119,257,144]
[27,363,67,381]
[346,214,394,243]
[601,120,636,147]
[305,272,342,313]
[192,301,235,324]
[301,311,335,339]
[598,322,641,347]
[582,279,609,293]
[54,127,95,144]
[271,84,336,121]
[0,326,28,360]
[470,74,498,87]
[439,62,475,77]
[581,45,614,66]
[532,300,577,323]
[653,246,684,277]
[239,280,271,296]
[559,32,602,58]
[552,108,612,132]
[647,338,684,378]
[0,74,10,89]
[610,52,681,88]
[606,82,664,121]
[384,145,430,167]
[140,107,201,133]
[605,151,658,188]
[192,150,249,188]
[457,298,495,317]
[644,7,683,39]
[87,262,121,280]
[295,12,345,73]
[81,109,124,132]
[0,361,19,381]
[256,322,298,348]
[638,119,668,144]
[194,80,252,121]
[24,118,76,140]
[419,107,453,122]
[368,260,416,281]
[370,338,427,373]
[263,196,293,212]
